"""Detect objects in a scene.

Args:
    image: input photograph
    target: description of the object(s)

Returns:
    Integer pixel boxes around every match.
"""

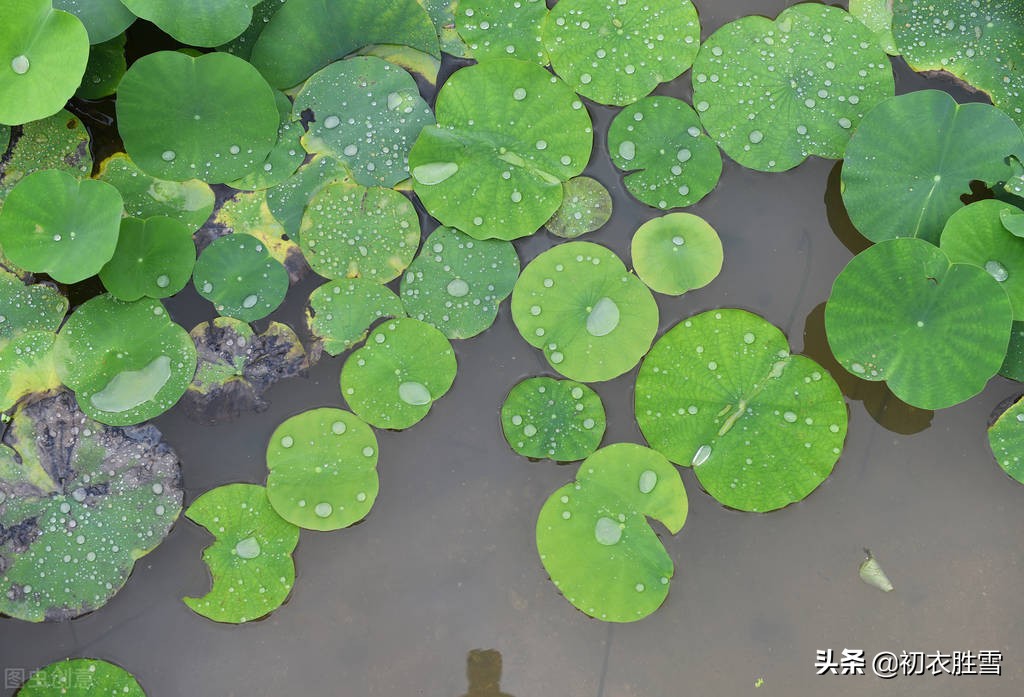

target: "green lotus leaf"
[0,109,91,205]
[825,238,1012,409]
[608,96,722,210]
[96,153,215,232]
[419,0,470,57]
[842,90,1024,244]
[400,226,520,339]
[631,213,723,296]
[511,241,658,382]
[1002,208,1024,237]
[457,0,547,64]
[850,0,899,55]
[298,179,419,283]
[0,390,182,621]
[501,377,605,461]
[341,318,457,430]
[218,0,285,60]
[692,4,894,172]
[54,0,135,44]
[0,267,66,340]
[116,50,279,183]
[266,408,379,531]
[893,0,1023,127]
[306,278,405,356]
[636,309,847,512]
[193,233,289,322]
[0,0,89,126]
[988,395,1024,484]
[266,155,352,241]
[0,169,123,284]
[544,176,611,239]
[0,331,61,411]
[183,483,299,624]
[75,33,126,99]
[543,0,700,106]
[210,190,304,282]
[408,59,592,241]
[119,0,260,46]
[353,43,441,88]
[55,294,197,425]
[18,657,145,695]
[536,443,687,622]
[250,0,439,89]
[99,216,196,301]
[227,91,304,191]
[1000,321,1024,381]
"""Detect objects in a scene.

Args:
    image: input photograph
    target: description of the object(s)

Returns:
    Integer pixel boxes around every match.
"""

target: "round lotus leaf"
[608,96,722,210]
[0,267,67,340]
[0,109,91,205]
[1000,321,1024,381]
[544,176,611,239]
[227,91,304,191]
[631,213,723,296]
[543,0,700,107]
[19,658,146,695]
[636,309,847,512]
[251,0,439,89]
[409,59,592,241]
[75,33,126,99]
[0,0,89,126]
[400,226,520,339]
[55,294,197,425]
[536,443,687,622]
[825,238,1012,409]
[54,0,135,44]
[298,180,419,283]
[99,217,196,301]
[266,408,379,531]
[988,394,1024,484]
[457,0,547,64]
[0,169,123,284]
[341,318,457,430]
[0,390,182,621]
[294,57,434,188]
[850,0,899,55]
[307,278,405,356]
[266,155,351,241]
[501,377,605,461]
[692,4,894,172]
[209,190,304,282]
[420,0,470,57]
[511,242,658,382]
[193,234,288,322]
[119,0,260,46]
[116,50,279,183]
[184,483,299,624]
[96,153,215,232]
[842,90,1024,244]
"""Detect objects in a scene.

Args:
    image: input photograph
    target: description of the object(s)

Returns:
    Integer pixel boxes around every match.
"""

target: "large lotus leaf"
[543,0,700,107]
[0,109,91,205]
[19,658,145,695]
[692,4,894,172]
[536,443,687,622]
[96,153,214,232]
[227,91,304,192]
[825,238,1012,409]
[119,0,260,46]
[54,0,135,44]
[544,176,612,239]
[608,96,722,210]
[988,395,1024,484]
[419,0,469,57]
[850,0,899,55]
[400,226,520,339]
[99,216,196,301]
[0,169,123,284]
[0,390,182,621]
[211,190,304,283]
[636,309,847,512]
[0,0,89,126]
[511,242,658,383]
[55,294,197,425]
[893,0,1023,127]
[76,33,126,99]
[457,0,548,64]
[266,408,379,531]
[631,213,723,296]
[501,377,605,461]
[193,234,288,322]
[117,51,279,184]
[250,0,440,89]
[266,155,352,241]
[842,90,1024,244]
[408,59,592,241]
[306,278,405,356]
[184,483,298,624]
[341,318,457,430]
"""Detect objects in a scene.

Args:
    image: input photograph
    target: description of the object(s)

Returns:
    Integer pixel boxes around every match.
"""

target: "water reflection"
[823,161,872,257]
[460,649,514,697]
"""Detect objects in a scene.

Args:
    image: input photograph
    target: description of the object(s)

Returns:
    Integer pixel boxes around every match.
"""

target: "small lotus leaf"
[536,443,687,622]
[227,91,304,191]
[210,190,303,281]
[266,155,351,241]
[75,33,126,99]
[19,658,145,695]
[119,0,260,46]
[340,318,457,430]
[988,394,1024,484]
[193,233,289,322]
[419,0,470,57]
[631,213,723,296]
[850,0,899,55]
[306,278,405,356]
[501,377,605,461]
[96,153,214,232]
[457,0,548,64]
[544,176,611,239]
[184,483,299,624]
[54,0,135,44]
[99,216,196,301]
[825,238,1012,409]
[0,109,91,205]
[511,242,658,382]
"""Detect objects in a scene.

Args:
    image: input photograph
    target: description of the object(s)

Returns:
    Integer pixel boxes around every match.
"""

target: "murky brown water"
[3,2,1023,695]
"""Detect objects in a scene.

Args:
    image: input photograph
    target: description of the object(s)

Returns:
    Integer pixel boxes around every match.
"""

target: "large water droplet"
[323,115,341,129]
[985,260,1009,282]
[90,355,172,413]
[161,150,176,162]
[10,55,29,75]
[594,517,622,545]
[638,470,657,494]
[446,278,470,297]
[314,502,333,518]
[748,130,764,144]
[235,536,261,559]
[691,444,712,466]
[386,92,403,110]
[618,140,636,161]
[399,381,431,405]
[155,274,170,288]
[586,297,620,337]
[412,162,459,185]
[242,294,259,309]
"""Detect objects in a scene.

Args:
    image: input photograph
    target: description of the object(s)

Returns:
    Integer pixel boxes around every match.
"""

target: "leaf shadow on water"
[460,649,514,697]
[823,161,871,257]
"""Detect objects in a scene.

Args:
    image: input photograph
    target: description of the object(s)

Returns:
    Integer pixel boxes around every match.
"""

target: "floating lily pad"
[266,408,379,531]
[184,483,299,624]
[511,242,658,382]
[543,0,700,106]
[96,153,215,232]
[306,278,405,355]
[825,238,1012,409]
[266,155,351,241]
[54,0,136,44]
[0,390,182,621]
[116,50,280,183]
[692,4,894,172]
[18,658,146,695]
[536,443,687,622]
[988,394,1024,484]
[457,0,547,64]
[501,377,605,461]
[608,96,722,210]
[55,294,197,425]
[0,109,91,204]
[409,59,592,241]
[842,90,1024,244]
[75,33,127,99]
[227,91,304,191]
[400,226,520,339]
[419,0,469,57]
[631,213,723,296]
[99,216,196,301]
[120,0,260,46]
[850,0,899,55]
[544,176,611,239]
[193,233,289,322]
[0,169,123,284]
[340,318,457,430]
[210,190,304,281]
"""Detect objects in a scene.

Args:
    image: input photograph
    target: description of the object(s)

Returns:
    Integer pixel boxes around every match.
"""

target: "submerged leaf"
[18,658,146,695]
[501,377,605,461]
